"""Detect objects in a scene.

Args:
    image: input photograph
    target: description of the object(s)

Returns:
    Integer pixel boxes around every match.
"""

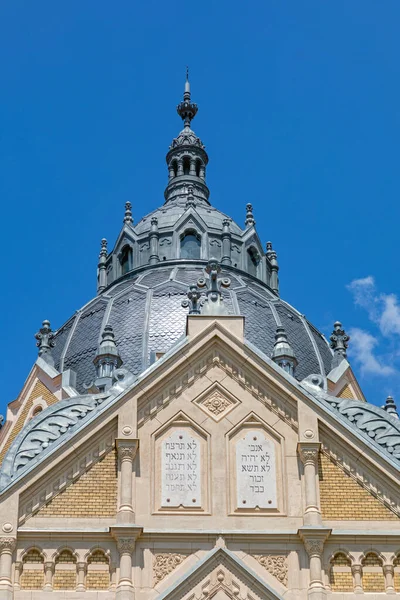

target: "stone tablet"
[161,430,201,508]
[236,430,277,509]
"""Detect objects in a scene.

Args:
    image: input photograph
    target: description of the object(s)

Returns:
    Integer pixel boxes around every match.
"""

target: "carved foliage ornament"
[254,555,288,586]
[117,538,136,555]
[0,537,16,553]
[153,553,187,583]
[202,391,231,415]
[304,539,324,557]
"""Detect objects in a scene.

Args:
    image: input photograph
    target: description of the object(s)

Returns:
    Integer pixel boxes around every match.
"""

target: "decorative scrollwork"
[254,555,288,586]
[153,553,186,583]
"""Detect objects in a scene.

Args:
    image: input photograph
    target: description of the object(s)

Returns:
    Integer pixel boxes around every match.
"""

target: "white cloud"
[348,327,395,376]
[347,276,400,338]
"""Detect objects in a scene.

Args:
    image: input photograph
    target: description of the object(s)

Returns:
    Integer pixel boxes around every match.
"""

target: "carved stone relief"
[193,383,239,422]
[161,430,201,507]
[153,553,187,584]
[253,554,288,586]
[236,430,277,509]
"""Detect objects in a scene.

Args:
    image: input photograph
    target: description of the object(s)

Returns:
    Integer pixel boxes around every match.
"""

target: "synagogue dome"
[48,75,334,393]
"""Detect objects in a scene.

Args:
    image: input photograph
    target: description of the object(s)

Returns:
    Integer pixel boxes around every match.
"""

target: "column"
[189,158,196,176]
[351,563,363,593]
[298,443,321,526]
[0,537,16,595]
[384,564,396,594]
[13,561,22,591]
[149,218,160,265]
[117,439,139,524]
[44,561,54,590]
[116,538,136,599]
[76,561,87,591]
[177,159,184,176]
[299,528,331,600]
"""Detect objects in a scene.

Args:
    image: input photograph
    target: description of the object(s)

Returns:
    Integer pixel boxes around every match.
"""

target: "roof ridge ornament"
[245,203,255,228]
[181,284,202,315]
[35,320,55,367]
[330,321,350,369]
[124,201,133,225]
[198,259,231,316]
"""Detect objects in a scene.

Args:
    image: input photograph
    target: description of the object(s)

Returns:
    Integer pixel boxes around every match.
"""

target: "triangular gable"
[327,359,366,402]
[157,547,284,600]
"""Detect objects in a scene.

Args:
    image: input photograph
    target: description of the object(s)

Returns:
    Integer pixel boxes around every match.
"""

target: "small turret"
[93,325,122,392]
[266,241,279,295]
[272,326,297,376]
[330,321,350,369]
[383,395,399,419]
[35,320,55,367]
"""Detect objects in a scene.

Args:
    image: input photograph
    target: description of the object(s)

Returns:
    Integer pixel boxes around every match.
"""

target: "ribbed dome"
[52,262,333,394]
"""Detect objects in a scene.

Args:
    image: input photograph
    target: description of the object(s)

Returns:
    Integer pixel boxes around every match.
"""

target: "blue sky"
[1,1,400,414]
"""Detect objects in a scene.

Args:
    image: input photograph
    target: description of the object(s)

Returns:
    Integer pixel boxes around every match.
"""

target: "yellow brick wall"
[329,553,353,592]
[20,569,44,590]
[34,447,117,518]
[87,571,110,590]
[53,570,77,590]
[318,452,398,520]
[338,384,355,399]
[0,380,58,465]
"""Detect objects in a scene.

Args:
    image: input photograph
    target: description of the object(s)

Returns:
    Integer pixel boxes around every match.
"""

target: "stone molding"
[320,431,400,516]
[18,424,116,524]
[153,553,187,584]
[138,347,298,430]
[253,554,288,586]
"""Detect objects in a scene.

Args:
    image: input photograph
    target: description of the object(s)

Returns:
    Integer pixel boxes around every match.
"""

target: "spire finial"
[182,284,202,315]
[124,201,133,225]
[245,203,255,228]
[272,326,297,376]
[93,324,123,392]
[330,321,350,369]
[177,70,198,127]
[196,259,231,316]
[35,320,55,366]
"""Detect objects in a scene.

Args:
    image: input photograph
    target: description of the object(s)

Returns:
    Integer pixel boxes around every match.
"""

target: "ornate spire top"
[197,259,231,316]
[330,321,350,369]
[182,284,202,315]
[177,68,198,128]
[245,203,255,228]
[124,201,133,225]
[93,324,123,392]
[384,395,399,419]
[99,238,108,258]
[35,320,55,366]
[272,326,297,376]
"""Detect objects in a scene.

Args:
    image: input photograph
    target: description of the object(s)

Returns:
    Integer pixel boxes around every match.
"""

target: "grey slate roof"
[53,263,332,392]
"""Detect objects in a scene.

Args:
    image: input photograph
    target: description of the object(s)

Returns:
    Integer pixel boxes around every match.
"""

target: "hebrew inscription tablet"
[236,429,277,509]
[161,430,201,508]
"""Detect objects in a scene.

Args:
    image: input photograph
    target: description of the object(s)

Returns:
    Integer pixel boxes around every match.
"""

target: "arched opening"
[120,245,133,275]
[247,247,259,277]
[21,549,44,590]
[54,549,77,590]
[31,405,43,419]
[394,556,400,591]
[195,158,202,177]
[361,553,384,592]
[182,156,191,175]
[87,549,110,590]
[329,553,353,592]
[171,159,178,177]
[180,230,201,259]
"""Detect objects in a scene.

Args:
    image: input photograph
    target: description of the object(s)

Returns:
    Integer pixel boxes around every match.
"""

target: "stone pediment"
[157,547,284,600]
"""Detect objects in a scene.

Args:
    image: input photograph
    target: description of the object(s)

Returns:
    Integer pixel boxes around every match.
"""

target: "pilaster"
[299,527,331,600]
[116,439,139,524]
[0,537,16,599]
[298,442,322,526]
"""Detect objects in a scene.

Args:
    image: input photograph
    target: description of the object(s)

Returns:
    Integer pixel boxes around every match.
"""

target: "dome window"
[180,230,201,259]
[182,156,191,175]
[247,247,260,277]
[120,245,133,275]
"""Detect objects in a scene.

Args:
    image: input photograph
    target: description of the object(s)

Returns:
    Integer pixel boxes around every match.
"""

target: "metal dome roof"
[52,262,333,394]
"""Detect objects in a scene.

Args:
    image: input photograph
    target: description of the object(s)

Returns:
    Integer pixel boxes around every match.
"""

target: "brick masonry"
[318,452,398,520]
[34,447,118,518]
